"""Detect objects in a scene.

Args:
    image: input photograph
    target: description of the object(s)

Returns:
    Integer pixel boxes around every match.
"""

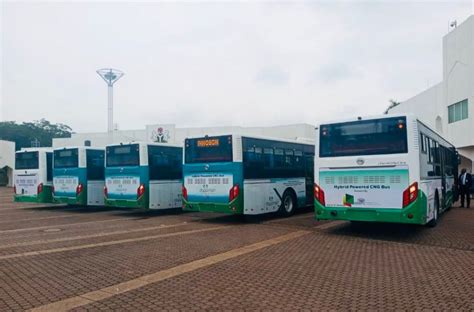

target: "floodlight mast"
[96,68,124,134]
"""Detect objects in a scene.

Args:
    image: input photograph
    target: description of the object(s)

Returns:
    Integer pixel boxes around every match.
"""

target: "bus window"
[427,138,433,163]
[87,150,105,180]
[263,148,274,169]
[320,117,408,157]
[284,150,294,167]
[185,136,232,164]
[420,133,426,153]
[15,152,39,170]
[106,144,140,167]
[149,146,182,180]
[274,148,284,167]
[54,149,79,168]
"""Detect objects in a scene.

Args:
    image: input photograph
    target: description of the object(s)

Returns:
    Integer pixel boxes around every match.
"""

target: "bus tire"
[279,189,296,217]
[427,194,439,228]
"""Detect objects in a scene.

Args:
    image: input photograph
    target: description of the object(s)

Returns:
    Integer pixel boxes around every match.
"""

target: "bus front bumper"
[182,198,242,214]
[314,191,428,225]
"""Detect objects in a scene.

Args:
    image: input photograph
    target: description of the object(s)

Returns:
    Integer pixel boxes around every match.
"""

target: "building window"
[448,99,468,123]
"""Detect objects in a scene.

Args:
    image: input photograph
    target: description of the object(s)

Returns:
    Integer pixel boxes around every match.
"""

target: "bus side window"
[263,148,274,169]
[294,150,303,173]
[274,148,284,168]
[284,149,294,167]
[420,133,426,153]
[46,153,53,182]
[427,138,433,163]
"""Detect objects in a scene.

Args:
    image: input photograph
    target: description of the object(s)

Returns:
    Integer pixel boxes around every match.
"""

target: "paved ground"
[0,187,472,311]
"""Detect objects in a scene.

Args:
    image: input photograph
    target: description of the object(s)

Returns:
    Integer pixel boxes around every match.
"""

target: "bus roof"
[317,113,415,127]
[105,141,183,149]
[185,134,315,146]
[18,147,53,153]
[53,146,104,152]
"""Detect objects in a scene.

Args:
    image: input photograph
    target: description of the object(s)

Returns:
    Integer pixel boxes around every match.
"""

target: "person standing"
[458,168,472,208]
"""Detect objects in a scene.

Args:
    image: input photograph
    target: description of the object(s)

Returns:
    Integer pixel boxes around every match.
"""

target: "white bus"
[104,142,183,209]
[53,147,105,206]
[314,114,458,226]
[14,148,54,203]
[183,135,315,216]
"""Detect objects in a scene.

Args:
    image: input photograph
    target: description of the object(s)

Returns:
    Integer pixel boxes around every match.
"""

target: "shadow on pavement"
[324,220,429,241]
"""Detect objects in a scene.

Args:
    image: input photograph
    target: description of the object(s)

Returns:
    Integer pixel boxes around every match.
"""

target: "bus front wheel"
[279,190,296,217]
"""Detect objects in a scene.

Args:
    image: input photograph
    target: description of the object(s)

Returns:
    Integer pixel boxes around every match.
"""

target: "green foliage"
[0,119,72,150]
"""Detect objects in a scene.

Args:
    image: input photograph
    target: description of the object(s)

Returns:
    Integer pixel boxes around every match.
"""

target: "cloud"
[1,1,472,132]
[255,66,289,86]
[309,63,360,84]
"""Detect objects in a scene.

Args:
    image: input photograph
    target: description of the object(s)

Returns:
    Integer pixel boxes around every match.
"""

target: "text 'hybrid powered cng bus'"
[183,135,315,216]
[104,142,183,209]
[53,147,105,206]
[14,148,53,203]
[314,114,458,226]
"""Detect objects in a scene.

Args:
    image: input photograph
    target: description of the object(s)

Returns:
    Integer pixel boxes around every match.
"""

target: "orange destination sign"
[197,138,219,147]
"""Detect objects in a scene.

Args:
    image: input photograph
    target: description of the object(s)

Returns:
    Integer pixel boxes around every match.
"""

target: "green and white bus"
[104,142,183,209]
[53,147,105,206]
[183,135,315,216]
[13,148,54,203]
[314,114,458,226]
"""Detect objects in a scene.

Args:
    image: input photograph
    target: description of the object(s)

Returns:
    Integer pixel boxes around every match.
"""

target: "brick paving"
[0,187,473,311]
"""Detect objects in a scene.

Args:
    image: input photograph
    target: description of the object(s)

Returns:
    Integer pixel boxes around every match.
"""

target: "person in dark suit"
[458,168,472,208]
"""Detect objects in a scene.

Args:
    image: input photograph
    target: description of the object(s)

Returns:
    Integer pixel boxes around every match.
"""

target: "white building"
[388,15,474,172]
[53,123,316,148]
[0,140,15,187]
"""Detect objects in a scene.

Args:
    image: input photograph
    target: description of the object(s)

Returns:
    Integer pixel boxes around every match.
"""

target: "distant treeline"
[0,119,72,151]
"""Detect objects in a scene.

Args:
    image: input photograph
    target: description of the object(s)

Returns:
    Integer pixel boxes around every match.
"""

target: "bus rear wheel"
[427,195,439,228]
[279,190,296,217]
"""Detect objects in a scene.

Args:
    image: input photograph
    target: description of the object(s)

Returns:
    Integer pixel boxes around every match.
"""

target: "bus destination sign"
[197,138,219,147]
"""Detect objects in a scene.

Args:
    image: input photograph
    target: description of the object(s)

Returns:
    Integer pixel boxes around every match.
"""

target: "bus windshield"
[320,117,408,157]
[54,149,79,168]
[185,135,233,164]
[15,152,39,170]
[106,144,140,167]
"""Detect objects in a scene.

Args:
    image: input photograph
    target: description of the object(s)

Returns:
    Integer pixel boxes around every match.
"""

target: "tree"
[0,119,73,150]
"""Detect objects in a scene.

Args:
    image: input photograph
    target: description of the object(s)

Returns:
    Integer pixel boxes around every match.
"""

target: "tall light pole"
[96,68,124,134]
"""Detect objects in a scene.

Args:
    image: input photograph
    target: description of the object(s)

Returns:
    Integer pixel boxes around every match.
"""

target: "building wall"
[389,15,474,172]
[390,83,444,132]
[0,140,16,187]
[443,15,474,149]
[53,124,316,148]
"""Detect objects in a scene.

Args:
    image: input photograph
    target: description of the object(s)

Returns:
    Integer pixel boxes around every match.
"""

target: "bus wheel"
[279,190,296,217]
[427,195,439,228]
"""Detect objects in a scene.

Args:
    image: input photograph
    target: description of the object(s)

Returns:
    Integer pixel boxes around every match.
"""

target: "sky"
[1,0,473,133]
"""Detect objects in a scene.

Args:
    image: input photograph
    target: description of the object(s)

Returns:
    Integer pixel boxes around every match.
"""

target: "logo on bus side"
[204,164,210,171]
[356,158,365,165]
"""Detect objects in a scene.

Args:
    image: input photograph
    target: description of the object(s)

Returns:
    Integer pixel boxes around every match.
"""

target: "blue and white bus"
[53,147,105,206]
[14,148,54,203]
[182,135,315,216]
[104,142,183,209]
[314,114,458,226]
